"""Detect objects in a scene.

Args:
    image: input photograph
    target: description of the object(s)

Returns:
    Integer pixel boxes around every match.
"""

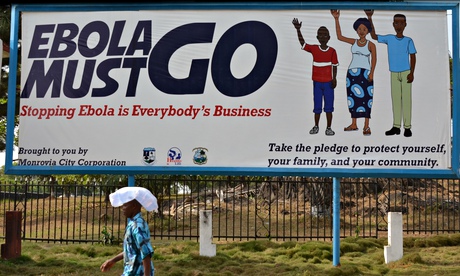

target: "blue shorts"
[313,81,334,114]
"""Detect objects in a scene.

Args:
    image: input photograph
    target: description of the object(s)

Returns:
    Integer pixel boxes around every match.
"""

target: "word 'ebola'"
[20,105,115,119]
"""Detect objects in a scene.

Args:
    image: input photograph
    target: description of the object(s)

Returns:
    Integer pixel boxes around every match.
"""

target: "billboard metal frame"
[5,1,460,178]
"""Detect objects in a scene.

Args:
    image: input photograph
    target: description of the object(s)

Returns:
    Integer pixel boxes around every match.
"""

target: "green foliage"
[400,252,424,264]
[75,247,96,258]
[0,5,20,152]
[100,226,116,246]
[238,240,273,252]
[1,235,460,275]
[354,224,360,238]
[447,233,460,245]
[0,5,11,42]
[309,256,322,264]
[339,237,384,256]
[340,241,365,254]
[430,235,455,247]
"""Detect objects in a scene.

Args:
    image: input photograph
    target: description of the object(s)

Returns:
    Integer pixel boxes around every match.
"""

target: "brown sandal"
[363,127,371,136]
[344,125,358,131]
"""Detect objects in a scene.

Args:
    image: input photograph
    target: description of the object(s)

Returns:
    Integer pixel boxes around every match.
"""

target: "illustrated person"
[100,187,158,276]
[331,10,376,136]
[292,18,339,136]
[365,10,417,137]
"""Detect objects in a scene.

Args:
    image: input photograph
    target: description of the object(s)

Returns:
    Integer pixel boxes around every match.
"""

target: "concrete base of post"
[199,210,216,257]
[384,212,403,264]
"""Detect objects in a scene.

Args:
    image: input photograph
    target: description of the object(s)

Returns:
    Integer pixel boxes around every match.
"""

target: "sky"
[1,146,18,167]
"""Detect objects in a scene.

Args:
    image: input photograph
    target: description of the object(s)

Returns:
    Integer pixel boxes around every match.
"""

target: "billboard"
[5,2,459,177]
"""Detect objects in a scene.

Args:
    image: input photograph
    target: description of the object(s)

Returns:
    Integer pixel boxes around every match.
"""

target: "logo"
[192,147,208,165]
[142,147,156,165]
[167,147,182,165]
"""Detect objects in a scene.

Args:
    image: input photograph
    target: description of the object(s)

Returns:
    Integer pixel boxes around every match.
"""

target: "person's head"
[316,26,330,46]
[353,18,372,37]
[122,199,142,218]
[393,14,407,36]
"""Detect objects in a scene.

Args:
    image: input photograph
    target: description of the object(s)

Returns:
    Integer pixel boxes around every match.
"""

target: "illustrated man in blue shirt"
[366,10,417,137]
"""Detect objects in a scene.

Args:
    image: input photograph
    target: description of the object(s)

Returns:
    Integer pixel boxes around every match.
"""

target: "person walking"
[101,187,158,276]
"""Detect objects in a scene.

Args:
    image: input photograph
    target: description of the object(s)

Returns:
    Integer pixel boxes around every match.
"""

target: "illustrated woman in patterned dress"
[331,10,376,136]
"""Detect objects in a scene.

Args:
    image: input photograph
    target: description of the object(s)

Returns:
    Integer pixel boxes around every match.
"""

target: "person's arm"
[142,255,152,276]
[330,10,354,44]
[292,18,305,46]
[100,252,124,272]
[364,10,378,40]
[407,53,416,83]
[331,66,337,88]
[368,41,377,81]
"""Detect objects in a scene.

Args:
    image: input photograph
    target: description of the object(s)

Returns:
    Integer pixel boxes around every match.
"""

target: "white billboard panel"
[6,3,456,177]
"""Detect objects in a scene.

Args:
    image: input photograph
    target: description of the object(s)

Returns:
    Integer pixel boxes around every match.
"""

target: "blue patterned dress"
[346,40,374,118]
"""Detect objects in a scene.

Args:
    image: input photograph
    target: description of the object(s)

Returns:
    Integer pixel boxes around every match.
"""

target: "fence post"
[199,210,216,257]
[1,211,22,260]
[384,212,403,264]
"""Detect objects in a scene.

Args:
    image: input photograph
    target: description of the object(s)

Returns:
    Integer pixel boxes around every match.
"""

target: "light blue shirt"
[377,34,416,72]
[348,40,371,70]
[123,212,154,276]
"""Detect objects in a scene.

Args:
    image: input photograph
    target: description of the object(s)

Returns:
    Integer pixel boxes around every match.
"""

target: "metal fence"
[0,176,459,244]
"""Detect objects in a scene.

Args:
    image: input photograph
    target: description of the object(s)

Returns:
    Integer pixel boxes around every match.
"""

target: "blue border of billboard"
[5,1,460,178]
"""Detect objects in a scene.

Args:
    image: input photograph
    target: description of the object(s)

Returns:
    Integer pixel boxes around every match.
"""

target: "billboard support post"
[332,177,340,267]
[128,175,135,187]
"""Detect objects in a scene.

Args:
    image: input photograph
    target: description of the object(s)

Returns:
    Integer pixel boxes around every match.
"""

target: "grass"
[1,234,460,275]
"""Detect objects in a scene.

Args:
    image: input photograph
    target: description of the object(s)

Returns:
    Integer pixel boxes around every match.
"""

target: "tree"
[0,5,20,152]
